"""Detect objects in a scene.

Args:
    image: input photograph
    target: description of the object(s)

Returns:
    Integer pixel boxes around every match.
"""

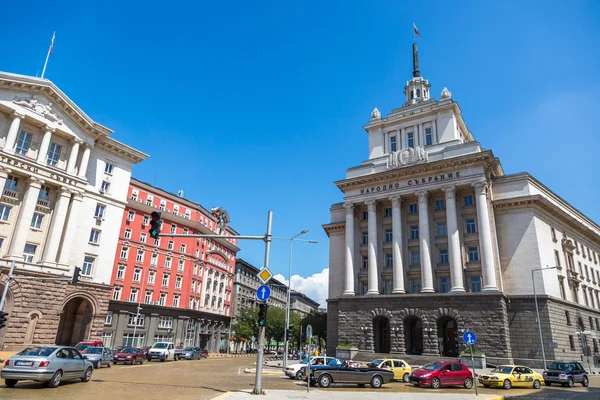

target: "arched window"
[410,91,414,99]
[416,89,421,97]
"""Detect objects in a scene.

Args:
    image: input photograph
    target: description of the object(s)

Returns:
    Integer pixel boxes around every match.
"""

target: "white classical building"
[0,71,147,350]
[325,45,600,367]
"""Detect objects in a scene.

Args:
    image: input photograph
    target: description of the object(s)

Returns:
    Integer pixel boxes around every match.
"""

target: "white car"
[148,342,175,362]
[285,356,336,380]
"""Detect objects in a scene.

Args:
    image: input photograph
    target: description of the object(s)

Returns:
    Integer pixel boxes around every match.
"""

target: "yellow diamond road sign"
[258,268,273,284]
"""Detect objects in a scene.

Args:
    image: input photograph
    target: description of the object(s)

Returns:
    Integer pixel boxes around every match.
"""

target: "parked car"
[177,347,203,360]
[112,347,145,365]
[543,361,589,387]
[479,365,543,389]
[409,361,473,389]
[200,348,209,358]
[1,345,93,388]
[284,356,337,380]
[81,347,113,369]
[367,358,412,382]
[148,342,176,362]
[305,359,394,389]
[74,340,104,352]
[142,346,152,360]
[112,346,125,354]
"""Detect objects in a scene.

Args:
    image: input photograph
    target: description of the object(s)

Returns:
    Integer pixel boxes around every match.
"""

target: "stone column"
[200,267,209,308]
[7,177,45,260]
[41,187,72,264]
[472,180,498,291]
[390,196,405,293]
[0,166,12,194]
[416,190,434,293]
[3,111,24,153]
[57,191,84,266]
[366,199,379,295]
[343,202,355,295]
[66,139,82,175]
[220,276,227,312]
[37,126,54,164]
[442,186,465,292]
[78,144,91,179]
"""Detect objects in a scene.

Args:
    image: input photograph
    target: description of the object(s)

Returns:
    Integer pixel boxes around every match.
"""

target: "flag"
[49,32,56,55]
[413,24,422,39]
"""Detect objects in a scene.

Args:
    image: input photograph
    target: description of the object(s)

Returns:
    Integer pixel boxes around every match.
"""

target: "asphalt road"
[1,356,598,399]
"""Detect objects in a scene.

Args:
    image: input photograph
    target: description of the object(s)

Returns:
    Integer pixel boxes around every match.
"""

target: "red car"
[113,347,145,365]
[200,348,209,358]
[409,361,473,389]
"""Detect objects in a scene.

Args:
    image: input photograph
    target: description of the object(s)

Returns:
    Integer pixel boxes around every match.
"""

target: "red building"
[103,178,239,352]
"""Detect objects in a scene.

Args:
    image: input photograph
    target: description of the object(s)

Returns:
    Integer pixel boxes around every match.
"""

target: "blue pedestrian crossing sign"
[462,331,477,345]
[256,285,271,302]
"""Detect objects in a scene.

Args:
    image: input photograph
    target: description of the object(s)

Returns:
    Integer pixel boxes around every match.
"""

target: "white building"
[324,45,600,366]
[0,72,147,350]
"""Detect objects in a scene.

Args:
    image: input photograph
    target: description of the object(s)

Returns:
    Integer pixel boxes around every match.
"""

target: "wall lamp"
[360,326,370,332]
[391,327,401,334]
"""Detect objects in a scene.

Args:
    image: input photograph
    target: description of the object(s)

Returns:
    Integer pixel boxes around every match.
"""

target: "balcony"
[3,189,18,199]
[567,269,581,284]
[36,198,50,208]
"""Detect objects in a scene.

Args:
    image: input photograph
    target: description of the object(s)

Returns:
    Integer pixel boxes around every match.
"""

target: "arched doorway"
[373,317,390,353]
[437,317,459,357]
[55,297,94,346]
[404,317,423,355]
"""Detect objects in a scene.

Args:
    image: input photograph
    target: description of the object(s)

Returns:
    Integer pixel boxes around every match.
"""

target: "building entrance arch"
[373,316,390,353]
[438,317,459,357]
[404,316,423,355]
[55,297,94,346]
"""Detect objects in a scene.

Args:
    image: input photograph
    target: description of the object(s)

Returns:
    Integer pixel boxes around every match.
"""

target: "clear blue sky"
[1,1,599,303]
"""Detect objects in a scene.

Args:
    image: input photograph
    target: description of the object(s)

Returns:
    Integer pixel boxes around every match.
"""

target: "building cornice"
[322,222,345,237]
[96,138,149,164]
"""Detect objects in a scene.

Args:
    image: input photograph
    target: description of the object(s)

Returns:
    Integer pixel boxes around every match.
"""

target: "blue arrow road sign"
[256,285,271,302]
[462,331,477,345]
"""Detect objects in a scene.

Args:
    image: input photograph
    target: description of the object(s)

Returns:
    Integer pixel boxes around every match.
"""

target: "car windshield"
[184,347,195,351]
[422,362,443,371]
[492,366,514,374]
[17,346,57,357]
[300,357,311,364]
[122,348,137,354]
[75,343,92,351]
[153,343,168,349]
[84,348,103,354]
[549,362,569,370]
[371,359,383,366]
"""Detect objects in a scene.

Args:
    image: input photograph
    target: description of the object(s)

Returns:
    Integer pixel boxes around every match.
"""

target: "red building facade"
[103,178,239,352]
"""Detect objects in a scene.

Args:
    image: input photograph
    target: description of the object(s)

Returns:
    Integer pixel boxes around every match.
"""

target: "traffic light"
[72,267,81,285]
[149,211,162,239]
[286,328,293,341]
[0,311,8,329]
[301,332,306,342]
[258,303,268,327]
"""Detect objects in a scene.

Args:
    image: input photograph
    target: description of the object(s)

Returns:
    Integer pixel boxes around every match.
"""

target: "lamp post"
[532,266,558,370]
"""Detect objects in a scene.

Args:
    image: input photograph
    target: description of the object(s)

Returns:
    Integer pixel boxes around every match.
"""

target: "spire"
[412,43,420,78]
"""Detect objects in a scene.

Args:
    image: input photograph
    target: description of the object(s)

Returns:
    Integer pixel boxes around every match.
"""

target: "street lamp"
[532,266,558,370]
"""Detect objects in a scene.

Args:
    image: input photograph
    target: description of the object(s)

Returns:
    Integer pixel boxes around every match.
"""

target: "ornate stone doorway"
[373,316,390,353]
[438,317,459,357]
[405,316,423,355]
[55,297,93,346]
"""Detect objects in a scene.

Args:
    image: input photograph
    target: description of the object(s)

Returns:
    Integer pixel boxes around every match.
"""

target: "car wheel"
[318,374,332,388]
[160,357,166,362]
[370,375,383,389]
[93,361,99,369]
[140,358,144,365]
[403,373,410,383]
[108,361,112,368]
[295,370,303,380]
[431,377,441,389]
[582,376,589,387]
[533,379,541,389]
[567,377,574,388]
[544,381,551,386]
[81,367,93,382]
[464,377,473,389]
[47,370,63,388]
[5,379,18,388]
[503,379,512,390]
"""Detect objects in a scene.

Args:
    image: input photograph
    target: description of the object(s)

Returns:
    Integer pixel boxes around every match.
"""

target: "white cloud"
[273,268,328,309]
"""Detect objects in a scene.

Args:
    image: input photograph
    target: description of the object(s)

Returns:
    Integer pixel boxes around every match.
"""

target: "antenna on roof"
[177,190,185,198]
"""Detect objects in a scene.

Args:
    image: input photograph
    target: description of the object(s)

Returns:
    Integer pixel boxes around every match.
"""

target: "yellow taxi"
[478,365,544,389]
[368,359,412,382]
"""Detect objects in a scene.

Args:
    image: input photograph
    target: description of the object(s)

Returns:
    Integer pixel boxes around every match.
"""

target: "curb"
[243,368,284,375]
[211,392,233,400]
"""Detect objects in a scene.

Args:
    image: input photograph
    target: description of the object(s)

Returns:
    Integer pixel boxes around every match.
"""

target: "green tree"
[231,307,258,352]
[265,306,286,350]
[301,310,327,353]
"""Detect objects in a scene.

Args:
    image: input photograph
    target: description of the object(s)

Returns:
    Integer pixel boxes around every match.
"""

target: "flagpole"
[41,32,55,79]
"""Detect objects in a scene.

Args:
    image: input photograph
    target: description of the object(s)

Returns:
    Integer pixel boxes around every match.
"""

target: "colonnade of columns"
[343,181,498,295]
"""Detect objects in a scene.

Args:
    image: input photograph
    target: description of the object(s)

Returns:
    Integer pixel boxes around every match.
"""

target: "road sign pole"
[469,344,478,396]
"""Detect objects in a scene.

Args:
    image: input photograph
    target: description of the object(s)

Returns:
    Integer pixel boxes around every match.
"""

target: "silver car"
[177,347,202,360]
[1,345,94,388]
[81,346,113,369]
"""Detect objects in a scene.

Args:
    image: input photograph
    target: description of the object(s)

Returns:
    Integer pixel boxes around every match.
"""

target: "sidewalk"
[215,390,503,400]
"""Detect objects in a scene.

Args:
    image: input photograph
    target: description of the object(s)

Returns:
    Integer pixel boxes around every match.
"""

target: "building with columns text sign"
[324,44,600,366]
[0,72,148,351]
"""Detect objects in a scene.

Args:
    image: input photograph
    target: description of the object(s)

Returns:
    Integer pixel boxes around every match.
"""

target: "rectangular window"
[185,210,191,220]
[148,271,155,285]
[38,186,50,201]
[127,210,135,221]
[112,286,122,300]
[122,333,145,348]
[385,253,393,268]
[468,246,479,262]
[407,132,414,148]
[124,229,132,239]
[23,243,37,263]
[410,278,421,294]
[470,276,482,292]
[409,204,418,214]
[437,222,447,237]
[116,265,126,280]
[120,246,129,259]
[46,142,62,166]
[162,273,169,287]
[383,279,393,295]
[15,131,32,155]
[596,318,600,331]
[565,310,571,325]
[168,240,174,250]
[89,228,101,244]
[183,227,189,235]
[555,250,561,268]
[30,213,43,229]
[435,199,445,210]
[425,127,432,145]
[127,312,144,327]
[585,265,590,280]
[559,279,566,300]
[176,276,182,289]
[463,196,474,207]
[150,253,158,266]
[143,215,150,225]
[104,161,114,174]
[439,249,449,264]
[94,204,106,219]
[569,335,575,350]
[104,311,113,325]
[159,201,166,211]
[129,288,138,303]
[144,290,152,304]
[390,136,397,152]
[384,207,392,217]
[362,211,368,220]
[180,244,186,253]
[358,280,367,295]
[165,256,172,269]
[140,232,147,243]
[594,339,599,354]
[410,226,419,240]
[158,316,174,329]
[178,259,184,272]
[154,238,160,246]
[551,227,557,241]
[136,249,144,263]
[170,224,177,234]
[411,251,420,266]
[101,181,110,193]
[4,175,18,192]
[362,256,368,269]
[440,277,450,293]
[0,205,11,221]
[362,232,368,245]
[133,268,141,282]
[173,295,180,308]
[465,219,477,234]
[82,256,94,276]
[159,292,167,306]
[385,229,393,242]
